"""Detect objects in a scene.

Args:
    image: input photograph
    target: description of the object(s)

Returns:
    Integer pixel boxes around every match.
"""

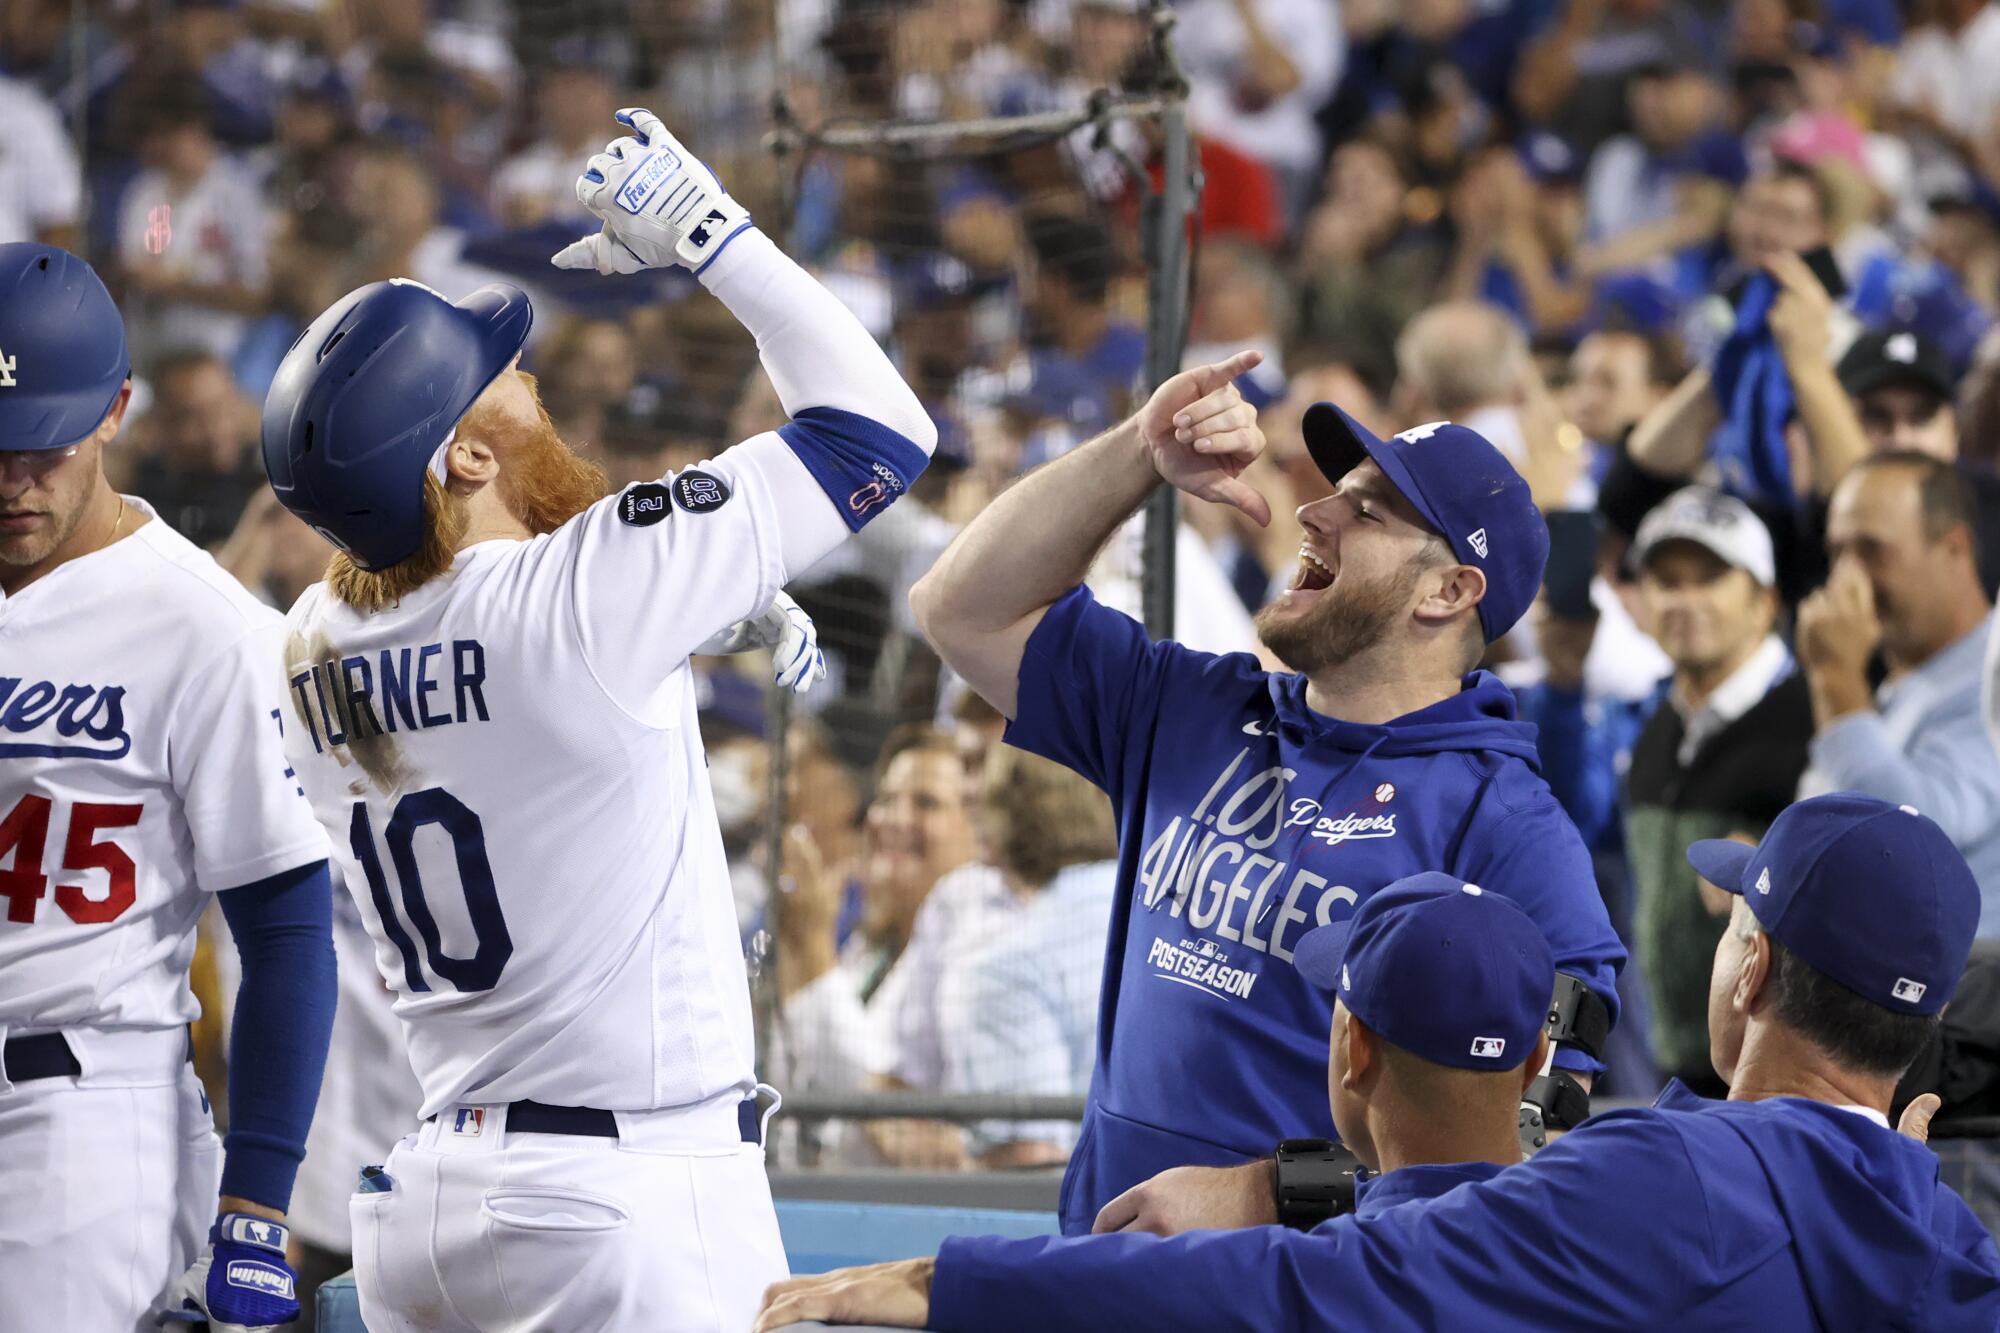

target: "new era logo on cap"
[1467,528,1489,559]
[1755,867,1771,895]
[1893,978,1928,1004]
[1470,1036,1507,1059]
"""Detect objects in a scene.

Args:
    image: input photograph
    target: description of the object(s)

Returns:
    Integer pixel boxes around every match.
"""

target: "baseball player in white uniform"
[260,108,937,1332]
[0,243,337,1332]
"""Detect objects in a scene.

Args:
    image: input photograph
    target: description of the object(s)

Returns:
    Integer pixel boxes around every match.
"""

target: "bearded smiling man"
[903,366,1625,1238]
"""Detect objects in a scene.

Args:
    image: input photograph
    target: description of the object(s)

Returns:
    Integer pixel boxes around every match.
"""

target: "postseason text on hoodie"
[928,1084,2000,1331]
[1003,588,1625,1234]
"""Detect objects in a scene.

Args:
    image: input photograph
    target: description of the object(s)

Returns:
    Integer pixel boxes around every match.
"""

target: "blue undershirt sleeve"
[215,859,337,1212]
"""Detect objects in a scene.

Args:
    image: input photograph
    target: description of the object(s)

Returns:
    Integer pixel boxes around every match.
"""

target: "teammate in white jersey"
[261,109,938,1333]
[0,243,336,1332]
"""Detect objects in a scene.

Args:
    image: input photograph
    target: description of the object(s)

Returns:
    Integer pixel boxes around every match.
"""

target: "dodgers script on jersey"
[0,501,329,1032]
[282,433,848,1119]
[1005,587,1626,1234]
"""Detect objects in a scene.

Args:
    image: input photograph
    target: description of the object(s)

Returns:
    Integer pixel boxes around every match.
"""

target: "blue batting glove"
[159,1213,299,1331]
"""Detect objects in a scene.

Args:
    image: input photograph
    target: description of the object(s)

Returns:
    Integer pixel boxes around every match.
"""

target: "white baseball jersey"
[0,500,330,1033]
[282,434,846,1120]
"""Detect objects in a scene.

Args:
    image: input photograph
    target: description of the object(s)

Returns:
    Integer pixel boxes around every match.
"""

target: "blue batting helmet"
[0,243,130,451]
[260,278,533,570]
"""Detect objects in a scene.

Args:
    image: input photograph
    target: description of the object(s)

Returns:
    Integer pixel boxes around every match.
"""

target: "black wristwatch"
[1272,1138,1364,1230]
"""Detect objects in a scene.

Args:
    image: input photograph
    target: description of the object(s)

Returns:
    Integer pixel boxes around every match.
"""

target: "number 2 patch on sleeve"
[671,469,731,515]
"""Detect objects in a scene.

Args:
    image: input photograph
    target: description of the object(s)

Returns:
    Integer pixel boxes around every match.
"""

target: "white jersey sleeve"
[561,226,939,723]
[174,620,331,893]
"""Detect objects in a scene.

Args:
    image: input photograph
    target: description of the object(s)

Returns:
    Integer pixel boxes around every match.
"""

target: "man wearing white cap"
[1627,486,1813,1092]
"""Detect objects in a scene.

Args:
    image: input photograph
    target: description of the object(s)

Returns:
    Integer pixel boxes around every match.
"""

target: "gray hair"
[1394,302,1526,416]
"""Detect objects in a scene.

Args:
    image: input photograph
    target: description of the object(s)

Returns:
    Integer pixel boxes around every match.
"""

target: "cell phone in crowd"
[1723,244,1847,308]
[1543,510,1598,621]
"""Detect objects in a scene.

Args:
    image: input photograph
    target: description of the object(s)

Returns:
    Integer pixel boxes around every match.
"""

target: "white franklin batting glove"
[157,1213,299,1332]
[550,108,753,276]
[694,591,827,696]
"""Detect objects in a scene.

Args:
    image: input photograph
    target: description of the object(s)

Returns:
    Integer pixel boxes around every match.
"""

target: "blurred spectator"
[773,728,978,1163]
[213,489,336,613]
[115,84,272,363]
[256,58,356,217]
[942,745,1117,1167]
[1446,136,1592,339]
[1624,489,1810,1094]
[494,64,618,226]
[1578,56,1738,289]
[1299,139,1450,393]
[1842,328,1963,459]
[1022,211,1145,417]
[128,348,266,550]
[1567,328,1677,454]
[1890,0,2000,140]
[534,314,647,447]
[1800,452,2000,930]
[1182,240,1290,409]
[342,140,505,298]
[0,71,82,248]
[887,695,1017,1100]
[1176,0,1343,210]
[1392,301,1534,466]
[232,206,362,399]
[1513,0,1717,157]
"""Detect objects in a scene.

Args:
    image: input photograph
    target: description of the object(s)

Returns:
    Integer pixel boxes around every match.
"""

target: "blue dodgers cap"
[1687,793,1980,1016]
[1294,872,1554,1071]
[0,243,130,450]
[1301,404,1550,641]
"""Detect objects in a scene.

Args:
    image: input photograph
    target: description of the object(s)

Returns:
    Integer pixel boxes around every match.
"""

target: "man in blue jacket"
[1287,871,1558,1214]
[906,354,1625,1235]
[756,793,2000,1331]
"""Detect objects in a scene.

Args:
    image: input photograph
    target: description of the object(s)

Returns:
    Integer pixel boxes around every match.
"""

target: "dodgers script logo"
[0,678,132,760]
[616,148,684,214]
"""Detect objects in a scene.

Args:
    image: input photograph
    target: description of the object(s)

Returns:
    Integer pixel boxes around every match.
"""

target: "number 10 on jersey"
[349,788,512,993]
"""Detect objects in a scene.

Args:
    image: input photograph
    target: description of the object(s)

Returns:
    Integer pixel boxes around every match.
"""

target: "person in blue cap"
[1295,872,1555,1212]
[908,377,1624,1237]
[0,244,338,1332]
[754,793,2000,1331]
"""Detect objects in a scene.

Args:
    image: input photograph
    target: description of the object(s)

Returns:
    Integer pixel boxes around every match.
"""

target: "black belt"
[439,1097,763,1142]
[2,1033,82,1084]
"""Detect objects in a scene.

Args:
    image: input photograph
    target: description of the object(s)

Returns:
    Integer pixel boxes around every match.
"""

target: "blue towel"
[1708,271,1796,508]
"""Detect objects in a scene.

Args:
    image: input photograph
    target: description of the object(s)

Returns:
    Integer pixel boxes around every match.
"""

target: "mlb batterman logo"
[1893,978,1928,1004]
[453,1107,485,1137]
[1470,1036,1507,1059]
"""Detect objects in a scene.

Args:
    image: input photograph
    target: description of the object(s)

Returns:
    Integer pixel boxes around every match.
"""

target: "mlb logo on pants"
[453,1108,485,1137]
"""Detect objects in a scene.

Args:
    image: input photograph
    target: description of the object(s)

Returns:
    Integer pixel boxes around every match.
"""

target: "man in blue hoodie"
[755,793,2000,1331]
[906,350,1624,1235]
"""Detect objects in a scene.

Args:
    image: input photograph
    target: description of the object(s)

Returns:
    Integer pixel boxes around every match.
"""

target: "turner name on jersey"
[287,639,492,752]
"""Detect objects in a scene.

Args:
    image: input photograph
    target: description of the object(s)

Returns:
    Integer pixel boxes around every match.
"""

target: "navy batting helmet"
[260,278,533,570]
[0,243,130,451]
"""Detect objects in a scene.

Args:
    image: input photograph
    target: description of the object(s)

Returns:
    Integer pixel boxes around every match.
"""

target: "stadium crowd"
[12,0,2000,1310]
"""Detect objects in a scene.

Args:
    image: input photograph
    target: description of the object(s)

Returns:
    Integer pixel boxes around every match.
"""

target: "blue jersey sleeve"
[1004,585,1251,807]
[929,1114,1720,1332]
[1461,798,1625,1075]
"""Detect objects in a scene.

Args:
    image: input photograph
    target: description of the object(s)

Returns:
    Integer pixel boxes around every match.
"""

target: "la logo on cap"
[1893,978,1928,1003]
[1755,867,1771,895]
